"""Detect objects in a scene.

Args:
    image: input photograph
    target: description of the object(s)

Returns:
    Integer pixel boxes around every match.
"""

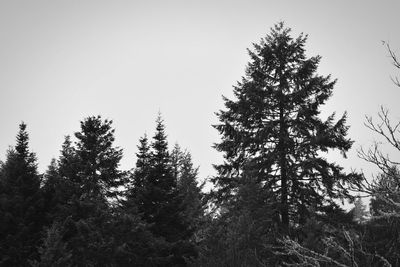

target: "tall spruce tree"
[213,22,361,232]
[0,123,44,265]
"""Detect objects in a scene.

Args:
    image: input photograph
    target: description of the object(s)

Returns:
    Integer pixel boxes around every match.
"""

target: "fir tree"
[42,136,82,223]
[74,116,125,200]
[131,115,196,265]
[38,116,141,266]
[124,133,151,216]
[171,143,184,181]
[213,22,361,232]
[178,150,204,232]
[129,134,151,201]
[58,136,81,186]
[0,123,44,265]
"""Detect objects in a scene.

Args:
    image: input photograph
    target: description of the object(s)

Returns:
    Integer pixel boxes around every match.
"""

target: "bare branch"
[385,42,400,87]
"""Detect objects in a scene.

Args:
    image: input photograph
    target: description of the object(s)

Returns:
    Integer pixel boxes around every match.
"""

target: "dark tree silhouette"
[74,116,125,200]
[213,22,361,233]
[128,115,197,265]
[0,123,44,265]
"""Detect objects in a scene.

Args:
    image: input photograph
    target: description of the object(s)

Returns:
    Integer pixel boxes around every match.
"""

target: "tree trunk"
[279,102,289,233]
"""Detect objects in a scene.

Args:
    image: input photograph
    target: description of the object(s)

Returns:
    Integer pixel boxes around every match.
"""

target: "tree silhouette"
[213,22,361,233]
[0,123,44,265]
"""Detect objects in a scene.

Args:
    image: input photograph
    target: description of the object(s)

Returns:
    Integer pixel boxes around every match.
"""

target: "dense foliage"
[0,23,399,266]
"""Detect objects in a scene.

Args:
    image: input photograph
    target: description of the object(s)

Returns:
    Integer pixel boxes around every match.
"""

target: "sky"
[1,0,400,188]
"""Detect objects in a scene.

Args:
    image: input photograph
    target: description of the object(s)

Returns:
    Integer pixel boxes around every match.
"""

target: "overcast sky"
[1,0,400,183]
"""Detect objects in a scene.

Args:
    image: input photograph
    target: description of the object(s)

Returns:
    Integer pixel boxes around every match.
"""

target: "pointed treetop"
[15,122,29,158]
[152,113,169,163]
[136,133,151,169]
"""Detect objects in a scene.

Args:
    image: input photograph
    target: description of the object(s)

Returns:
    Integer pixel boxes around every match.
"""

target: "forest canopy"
[1,23,400,266]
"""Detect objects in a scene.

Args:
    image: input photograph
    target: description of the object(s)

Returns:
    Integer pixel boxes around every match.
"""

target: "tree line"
[1,22,400,266]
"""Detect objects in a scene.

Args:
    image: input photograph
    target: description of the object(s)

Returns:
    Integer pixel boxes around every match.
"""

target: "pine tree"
[58,136,81,186]
[213,22,361,233]
[41,136,82,223]
[130,134,151,199]
[0,123,44,265]
[170,144,205,243]
[124,134,151,215]
[42,159,62,222]
[139,115,179,237]
[171,143,183,181]
[131,115,196,265]
[178,150,204,231]
[74,116,125,200]
[38,116,136,266]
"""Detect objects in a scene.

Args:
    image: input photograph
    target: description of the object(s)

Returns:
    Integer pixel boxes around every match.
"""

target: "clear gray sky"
[1,0,400,183]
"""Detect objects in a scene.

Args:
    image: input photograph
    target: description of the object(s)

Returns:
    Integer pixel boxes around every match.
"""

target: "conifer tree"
[42,159,62,221]
[131,115,196,265]
[141,116,184,238]
[125,134,151,213]
[0,123,44,265]
[170,144,205,242]
[74,116,125,200]
[213,22,361,232]
[41,136,82,223]
[58,136,81,187]
[38,116,164,266]
[130,134,151,198]
[171,143,183,181]
[178,150,204,231]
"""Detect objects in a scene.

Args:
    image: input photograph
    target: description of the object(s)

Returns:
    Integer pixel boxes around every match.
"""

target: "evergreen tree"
[178,150,204,233]
[36,116,168,266]
[170,144,205,246]
[0,123,44,265]
[58,136,81,187]
[32,222,73,267]
[127,133,151,205]
[41,136,82,223]
[131,115,196,265]
[42,158,62,222]
[213,22,361,233]
[142,115,182,238]
[363,167,400,265]
[171,143,184,181]
[74,116,125,200]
